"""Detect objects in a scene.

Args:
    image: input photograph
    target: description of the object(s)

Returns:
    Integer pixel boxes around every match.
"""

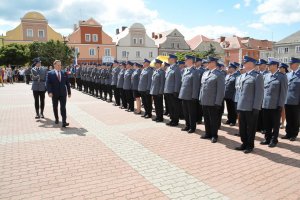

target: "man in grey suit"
[282,57,300,141]
[224,63,239,126]
[179,55,201,133]
[138,59,154,118]
[111,60,121,106]
[31,58,47,119]
[150,59,165,122]
[123,61,134,112]
[260,59,288,147]
[199,56,225,143]
[164,54,182,126]
[117,62,127,109]
[235,56,264,154]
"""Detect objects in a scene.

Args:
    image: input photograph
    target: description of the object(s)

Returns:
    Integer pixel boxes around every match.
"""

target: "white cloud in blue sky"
[0,0,299,41]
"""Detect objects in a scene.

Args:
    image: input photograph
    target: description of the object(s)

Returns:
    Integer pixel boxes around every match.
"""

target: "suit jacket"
[138,67,153,92]
[179,67,201,100]
[123,69,134,90]
[111,67,121,86]
[262,71,288,109]
[164,64,182,94]
[237,70,264,111]
[150,69,165,95]
[131,69,141,91]
[86,67,92,82]
[46,70,71,97]
[31,67,47,91]
[90,67,96,83]
[116,69,125,89]
[285,69,300,105]
[224,71,239,100]
[199,69,225,106]
[105,69,112,85]
[234,74,242,103]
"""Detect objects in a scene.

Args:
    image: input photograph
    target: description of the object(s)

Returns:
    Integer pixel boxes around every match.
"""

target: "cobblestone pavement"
[0,84,299,200]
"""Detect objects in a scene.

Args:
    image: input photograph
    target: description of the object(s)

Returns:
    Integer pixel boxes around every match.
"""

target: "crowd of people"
[71,55,299,154]
[0,66,33,86]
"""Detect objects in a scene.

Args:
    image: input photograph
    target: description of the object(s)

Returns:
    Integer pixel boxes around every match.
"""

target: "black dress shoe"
[163,112,169,116]
[156,119,164,123]
[152,118,157,121]
[290,137,296,141]
[235,146,246,151]
[211,137,217,143]
[35,114,40,119]
[55,119,59,124]
[145,115,152,119]
[188,129,195,134]
[169,122,178,127]
[166,122,172,126]
[181,127,190,131]
[260,140,270,145]
[268,142,277,148]
[40,114,44,118]
[141,115,146,118]
[62,122,69,127]
[200,135,211,139]
[281,135,290,139]
[244,149,253,154]
[134,111,142,115]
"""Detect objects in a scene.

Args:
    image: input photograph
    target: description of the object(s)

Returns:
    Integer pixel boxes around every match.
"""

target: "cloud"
[255,0,300,24]
[0,0,246,40]
[244,0,251,6]
[234,3,241,9]
[248,22,268,31]
[217,9,224,13]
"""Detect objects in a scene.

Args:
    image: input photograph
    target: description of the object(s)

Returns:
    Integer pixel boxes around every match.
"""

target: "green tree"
[0,43,29,66]
[28,40,74,67]
[175,44,220,61]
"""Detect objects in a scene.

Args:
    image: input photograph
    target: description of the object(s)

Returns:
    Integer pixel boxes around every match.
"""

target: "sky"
[0,0,299,41]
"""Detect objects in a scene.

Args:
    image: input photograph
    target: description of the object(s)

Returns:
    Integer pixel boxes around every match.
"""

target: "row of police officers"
[74,55,300,154]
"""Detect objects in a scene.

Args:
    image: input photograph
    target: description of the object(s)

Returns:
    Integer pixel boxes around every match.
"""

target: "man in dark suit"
[46,60,71,127]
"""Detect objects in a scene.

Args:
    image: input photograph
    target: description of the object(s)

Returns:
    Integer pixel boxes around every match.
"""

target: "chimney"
[152,32,155,38]
[116,28,120,35]
[122,26,127,31]
[220,36,225,42]
[73,24,77,31]
[159,34,162,39]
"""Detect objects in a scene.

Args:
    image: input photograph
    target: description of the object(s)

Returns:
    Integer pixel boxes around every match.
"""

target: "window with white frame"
[27,29,33,37]
[284,47,289,54]
[136,51,141,58]
[92,34,98,42]
[139,38,143,45]
[85,34,91,42]
[278,47,289,54]
[89,48,95,56]
[296,46,300,53]
[283,57,289,63]
[133,38,137,45]
[104,48,111,56]
[149,52,153,58]
[38,30,45,38]
[122,51,127,58]
[162,52,168,56]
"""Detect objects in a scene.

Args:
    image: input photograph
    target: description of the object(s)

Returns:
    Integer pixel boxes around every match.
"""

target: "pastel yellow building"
[3,11,63,45]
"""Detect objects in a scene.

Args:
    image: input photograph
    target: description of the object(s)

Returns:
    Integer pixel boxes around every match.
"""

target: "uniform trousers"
[182,99,198,130]
[285,104,300,138]
[52,95,67,123]
[33,90,46,115]
[119,88,127,108]
[141,92,152,116]
[112,85,120,105]
[125,89,134,111]
[165,93,180,124]
[202,105,220,138]
[153,95,164,120]
[239,110,259,150]
[263,108,281,143]
[225,98,237,124]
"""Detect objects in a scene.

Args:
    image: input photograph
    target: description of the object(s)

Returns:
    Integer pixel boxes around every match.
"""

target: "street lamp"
[97,46,100,64]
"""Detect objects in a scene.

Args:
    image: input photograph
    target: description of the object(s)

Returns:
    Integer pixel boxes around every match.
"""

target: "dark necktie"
[58,71,61,82]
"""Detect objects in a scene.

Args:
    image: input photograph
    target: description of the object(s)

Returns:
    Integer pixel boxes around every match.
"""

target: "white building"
[114,23,158,62]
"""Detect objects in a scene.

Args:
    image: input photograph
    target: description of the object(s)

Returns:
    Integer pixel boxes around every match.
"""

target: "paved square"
[0,84,299,200]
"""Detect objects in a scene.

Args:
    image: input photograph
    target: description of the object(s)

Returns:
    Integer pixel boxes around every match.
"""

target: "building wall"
[116,46,158,62]
[157,30,190,55]
[21,21,48,42]
[224,49,259,65]
[80,26,103,44]
[273,42,300,63]
[193,41,224,55]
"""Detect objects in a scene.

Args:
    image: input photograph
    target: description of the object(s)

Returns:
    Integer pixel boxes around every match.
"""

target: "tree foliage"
[0,43,29,66]
[176,44,219,61]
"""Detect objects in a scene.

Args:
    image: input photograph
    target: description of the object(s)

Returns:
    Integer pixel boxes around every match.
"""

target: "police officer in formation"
[164,54,182,126]
[150,59,165,122]
[138,59,154,118]
[260,59,288,147]
[105,63,113,102]
[179,55,201,133]
[75,64,82,91]
[73,55,299,154]
[199,56,225,143]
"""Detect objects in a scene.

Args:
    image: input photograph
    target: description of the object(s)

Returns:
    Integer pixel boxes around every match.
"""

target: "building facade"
[68,18,116,64]
[114,23,158,62]
[4,11,63,45]
[218,36,273,65]
[152,29,190,56]
[187,35,224,58]
[273,30,300,63]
